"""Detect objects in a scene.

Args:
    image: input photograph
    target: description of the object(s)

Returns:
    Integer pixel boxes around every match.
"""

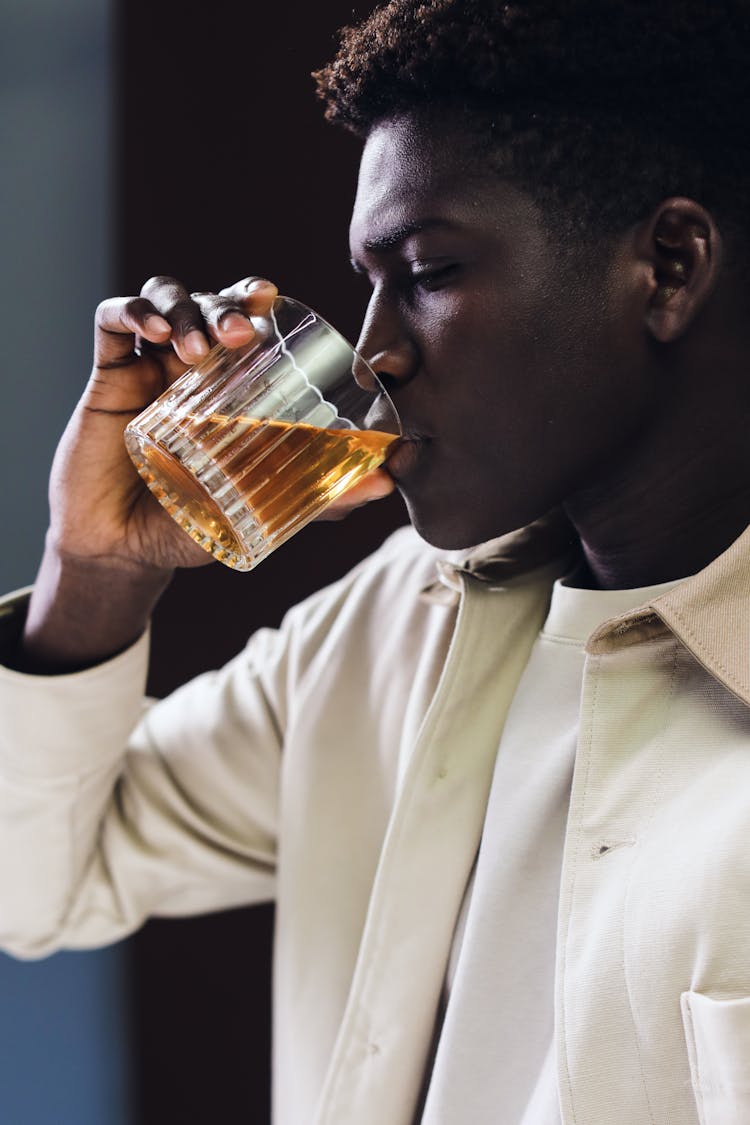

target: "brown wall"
[116,2,405,1120]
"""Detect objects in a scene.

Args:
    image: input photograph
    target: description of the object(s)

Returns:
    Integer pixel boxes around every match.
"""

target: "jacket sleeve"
[0,589,285,960]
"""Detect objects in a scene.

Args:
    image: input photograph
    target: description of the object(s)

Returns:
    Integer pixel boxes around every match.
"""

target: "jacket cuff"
[0,586,150,781]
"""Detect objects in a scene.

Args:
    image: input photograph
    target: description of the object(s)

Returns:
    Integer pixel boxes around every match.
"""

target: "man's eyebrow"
[358,218,457,255]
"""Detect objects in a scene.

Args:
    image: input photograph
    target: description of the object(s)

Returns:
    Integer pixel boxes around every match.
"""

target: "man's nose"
[352,291,417,393]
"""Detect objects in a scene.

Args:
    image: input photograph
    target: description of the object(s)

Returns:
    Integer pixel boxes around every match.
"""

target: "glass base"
[125,431,262,570]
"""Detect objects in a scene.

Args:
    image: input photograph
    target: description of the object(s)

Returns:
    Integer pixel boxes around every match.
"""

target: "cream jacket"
[1,515,749,1125]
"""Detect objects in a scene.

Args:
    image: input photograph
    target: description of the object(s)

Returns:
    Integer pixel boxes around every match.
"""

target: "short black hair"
[314,0,750,257]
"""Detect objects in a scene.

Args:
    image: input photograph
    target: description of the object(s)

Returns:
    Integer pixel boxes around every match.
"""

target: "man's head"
[315,0,750,261]
[314,1,750,551]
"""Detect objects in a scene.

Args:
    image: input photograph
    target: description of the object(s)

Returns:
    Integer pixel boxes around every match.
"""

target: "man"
[2,1,750,1122]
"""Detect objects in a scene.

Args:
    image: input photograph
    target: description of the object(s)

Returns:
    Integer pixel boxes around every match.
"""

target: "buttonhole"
[591,838,636,860]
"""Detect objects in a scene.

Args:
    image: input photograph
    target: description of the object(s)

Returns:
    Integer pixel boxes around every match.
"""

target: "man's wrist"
[16,540,172,674]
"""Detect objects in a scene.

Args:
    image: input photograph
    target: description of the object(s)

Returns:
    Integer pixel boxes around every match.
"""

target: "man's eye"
[408,264,458,291]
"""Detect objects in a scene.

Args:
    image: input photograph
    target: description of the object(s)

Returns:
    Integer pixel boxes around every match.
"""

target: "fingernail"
[145,315,171,335]
[185,330,209,357]
[219,312,254,335]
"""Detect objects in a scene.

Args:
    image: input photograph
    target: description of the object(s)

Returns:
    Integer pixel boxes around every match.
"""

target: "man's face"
[349,114,657,548]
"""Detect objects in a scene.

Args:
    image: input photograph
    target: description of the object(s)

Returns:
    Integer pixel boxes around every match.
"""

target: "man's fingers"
[97,277,281,372]
[139,275,278,358]
[94,296,171,369]
[218,276,279,305]
[319,468,396,521]
[191,277,280,347]
[140,276,215,364]
[189,292,258,348]
[218,277,279,317]
[92,275,282,401]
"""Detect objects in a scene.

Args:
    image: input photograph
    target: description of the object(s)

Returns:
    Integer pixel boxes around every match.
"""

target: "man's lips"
[384,434,427,480]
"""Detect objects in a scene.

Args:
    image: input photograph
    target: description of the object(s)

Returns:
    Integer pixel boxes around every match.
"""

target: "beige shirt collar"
[426,509,750,708]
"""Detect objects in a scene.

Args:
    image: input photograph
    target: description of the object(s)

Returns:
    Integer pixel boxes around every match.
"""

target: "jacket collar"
[588,522,750,707]
[426,509,750,708]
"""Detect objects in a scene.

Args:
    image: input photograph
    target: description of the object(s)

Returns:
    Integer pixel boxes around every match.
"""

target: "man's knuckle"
[219,276,263,298]
[213,297,241,317]
[123,296,146,317]
[95,296,117,320]
[141,274,177,295]
[171,296,201,320]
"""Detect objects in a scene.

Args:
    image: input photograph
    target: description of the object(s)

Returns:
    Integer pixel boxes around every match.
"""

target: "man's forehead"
[353,123,445,241]
[349,117,474,248]
[348,114,542,258]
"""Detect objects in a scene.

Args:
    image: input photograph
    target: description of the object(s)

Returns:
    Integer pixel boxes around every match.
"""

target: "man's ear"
[635,197,722,343]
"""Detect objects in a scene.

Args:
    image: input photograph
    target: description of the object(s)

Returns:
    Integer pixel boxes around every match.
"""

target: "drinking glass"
[124,296,400,570]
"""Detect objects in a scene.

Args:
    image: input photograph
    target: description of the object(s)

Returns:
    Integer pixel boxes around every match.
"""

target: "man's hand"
[48,276,276,572]
[19,276,394,672]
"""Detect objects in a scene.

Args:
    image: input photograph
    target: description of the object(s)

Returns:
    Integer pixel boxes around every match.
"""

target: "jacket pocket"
[681,990,750,1125]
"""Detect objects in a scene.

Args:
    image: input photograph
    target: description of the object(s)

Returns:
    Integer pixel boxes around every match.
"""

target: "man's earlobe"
[642,199,721,344]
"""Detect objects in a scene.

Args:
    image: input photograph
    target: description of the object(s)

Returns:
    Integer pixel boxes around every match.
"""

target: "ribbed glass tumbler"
[124,297,400,570]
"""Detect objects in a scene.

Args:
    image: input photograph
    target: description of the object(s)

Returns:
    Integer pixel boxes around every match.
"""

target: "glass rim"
[273,294,401,435]
[274,294,375,378]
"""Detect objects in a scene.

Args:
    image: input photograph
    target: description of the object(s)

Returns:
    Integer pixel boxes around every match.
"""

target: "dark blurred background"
[0,0,404,1120]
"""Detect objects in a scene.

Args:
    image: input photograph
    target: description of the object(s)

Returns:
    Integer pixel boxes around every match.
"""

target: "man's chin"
[401,486,552,552]
[402,498,511,552]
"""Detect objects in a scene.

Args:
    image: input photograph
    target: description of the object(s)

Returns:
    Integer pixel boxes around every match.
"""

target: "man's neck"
[563,434,750,591]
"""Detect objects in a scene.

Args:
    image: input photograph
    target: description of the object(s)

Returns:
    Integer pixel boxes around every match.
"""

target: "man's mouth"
[384,434,427,480]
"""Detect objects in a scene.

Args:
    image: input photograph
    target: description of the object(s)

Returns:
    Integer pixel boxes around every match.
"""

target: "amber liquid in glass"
[135,414,397,568]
